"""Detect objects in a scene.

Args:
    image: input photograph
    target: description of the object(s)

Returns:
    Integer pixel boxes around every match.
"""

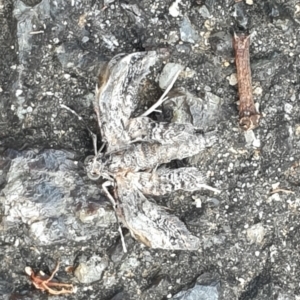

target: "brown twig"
[233,33,260,131]
[25,262,76,295]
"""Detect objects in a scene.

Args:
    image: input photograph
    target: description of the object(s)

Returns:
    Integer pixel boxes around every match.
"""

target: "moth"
[83,51,219,251]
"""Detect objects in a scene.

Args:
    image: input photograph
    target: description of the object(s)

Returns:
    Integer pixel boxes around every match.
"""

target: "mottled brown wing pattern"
[123,168,219,196]
[116,175,201,250]
[126,117,195,143]
[89,51,219,250]
[96,52,157,151]
[107,132,216,173]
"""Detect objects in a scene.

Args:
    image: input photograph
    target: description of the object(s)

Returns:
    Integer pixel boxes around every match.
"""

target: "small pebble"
[199,5,210,18]
[227,73,237,86]
[253,87,263,96]
[15,89,23,96]
[82,36,89,43]
[53,38,60,44]
[223,61,230,67]
[169,0,181,17]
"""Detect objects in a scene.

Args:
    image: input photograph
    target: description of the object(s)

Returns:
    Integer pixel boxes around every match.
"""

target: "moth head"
[84,154,110,181]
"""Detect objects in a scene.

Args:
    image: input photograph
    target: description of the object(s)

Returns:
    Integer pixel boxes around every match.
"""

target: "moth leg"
[102,181,127,253]
[141,69,181,117]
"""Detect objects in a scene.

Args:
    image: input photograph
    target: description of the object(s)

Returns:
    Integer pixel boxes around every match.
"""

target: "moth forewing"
[96,52,158,152]
[107,133,216,173]
[116,177,201,250]
[125,168,220,195]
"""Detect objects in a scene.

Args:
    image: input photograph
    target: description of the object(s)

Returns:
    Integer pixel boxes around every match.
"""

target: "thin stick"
[102,182,127,253]
[198,184,221,194]
[30,31,44,35]
[141,69,181,117]
[270,188,294,195]
[233,33,260,131]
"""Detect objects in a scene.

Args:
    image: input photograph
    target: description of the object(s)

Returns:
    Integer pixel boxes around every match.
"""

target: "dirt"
[1,0,300,299]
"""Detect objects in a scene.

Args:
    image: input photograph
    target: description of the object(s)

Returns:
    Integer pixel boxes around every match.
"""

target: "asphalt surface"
[1,0,300,299]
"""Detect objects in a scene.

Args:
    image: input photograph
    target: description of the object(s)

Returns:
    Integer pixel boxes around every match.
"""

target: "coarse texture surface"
[1,0,300,299]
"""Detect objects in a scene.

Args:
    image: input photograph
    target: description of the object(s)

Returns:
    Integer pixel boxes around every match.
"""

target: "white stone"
[244,129,255,144]
[194,198,202,208]
[53,38,60,44]
[169,0,181,17]
[252,137,261,148]
[253,86,263,96]
[15,89,23,97]
[271,182,280,190]
[247,223,266,244]
[159,63,184,90]
[227,73,237,86]
[82,36,89,43]
[284,103,293,114]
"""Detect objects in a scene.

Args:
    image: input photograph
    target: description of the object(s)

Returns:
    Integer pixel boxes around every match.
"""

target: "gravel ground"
[1,0,300,299]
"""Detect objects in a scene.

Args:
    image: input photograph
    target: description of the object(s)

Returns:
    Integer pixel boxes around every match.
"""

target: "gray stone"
[180,16,199,43]
[159,63,184,90]
[74,255,109,284]
[173,273,220,300]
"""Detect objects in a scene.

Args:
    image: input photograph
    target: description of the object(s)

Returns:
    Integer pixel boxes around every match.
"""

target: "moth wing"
[126,168,219,195]
[117,178,200,250]
[108,131,216,173]
[96,51,157,151]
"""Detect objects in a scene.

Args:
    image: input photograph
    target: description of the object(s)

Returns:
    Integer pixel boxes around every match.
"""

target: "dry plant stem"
[102,181,127,253]
[30,30,44,34]
[141,69,181,117]
[233,33,260,131]
[270,188,295,195]
[25,262,75,295]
